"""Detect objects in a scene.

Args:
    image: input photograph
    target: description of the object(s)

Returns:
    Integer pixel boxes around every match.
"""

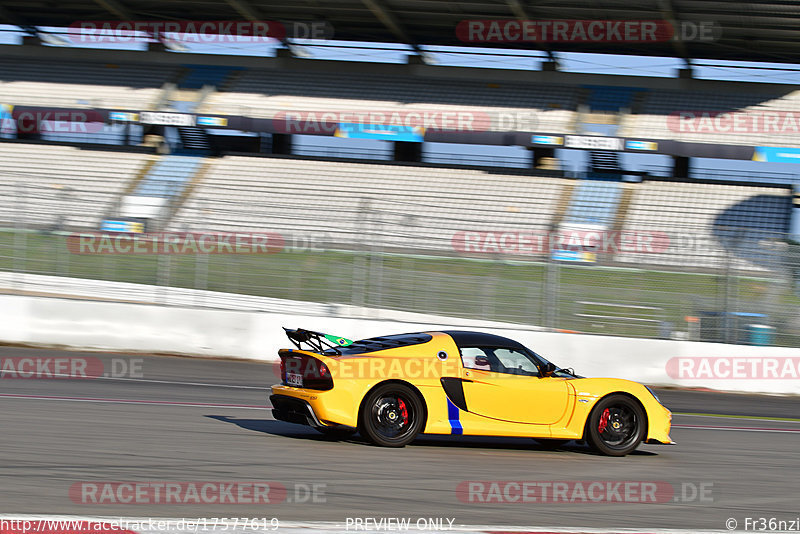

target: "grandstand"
[1,46,799,150]
[0,137,790,274]
[0,56,176,110]
[616,179,792,270]
[162,154,790,271]
[0,51,796,266]
[561,179,622,228]
[0,3,798,345]
[618,89,800,148]
[169,155,565,251]
[200,70,580,133]
[0,142,153,229]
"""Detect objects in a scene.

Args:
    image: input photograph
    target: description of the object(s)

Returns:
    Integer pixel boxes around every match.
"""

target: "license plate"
[286,372,303,387]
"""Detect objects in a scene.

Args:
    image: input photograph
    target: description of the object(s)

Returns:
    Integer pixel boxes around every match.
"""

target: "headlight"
[645,385,661,403]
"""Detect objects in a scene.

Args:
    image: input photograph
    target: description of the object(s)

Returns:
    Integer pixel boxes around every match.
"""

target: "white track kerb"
[0,515,737,534]
[0,291,798,395]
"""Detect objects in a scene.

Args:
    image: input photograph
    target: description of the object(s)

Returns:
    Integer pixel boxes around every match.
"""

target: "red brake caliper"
[398,398,409,425]
[598,408,610,433]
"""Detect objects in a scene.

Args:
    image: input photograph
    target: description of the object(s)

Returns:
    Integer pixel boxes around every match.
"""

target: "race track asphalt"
[0,346,798,530]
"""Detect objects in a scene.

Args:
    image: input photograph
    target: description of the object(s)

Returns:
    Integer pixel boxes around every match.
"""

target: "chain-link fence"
[1,178,798,347]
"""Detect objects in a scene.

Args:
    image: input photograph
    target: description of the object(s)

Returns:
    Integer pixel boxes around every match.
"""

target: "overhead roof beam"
[0,4,21,25]
[505,0,558,64]
[226,0,312,58]
[224,0,262,22]
[93,0,134,20]
[658,0,691,68]
[0,4,37,35]
[360,0,421,53]
[0,5,54,41]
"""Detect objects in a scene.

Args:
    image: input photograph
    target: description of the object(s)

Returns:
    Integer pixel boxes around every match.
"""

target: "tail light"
[280,354,333,390]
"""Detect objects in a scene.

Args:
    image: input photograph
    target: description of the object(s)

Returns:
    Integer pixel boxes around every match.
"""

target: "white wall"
[0,294,798,395]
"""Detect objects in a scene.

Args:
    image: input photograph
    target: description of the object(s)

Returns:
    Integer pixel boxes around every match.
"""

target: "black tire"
[585,394,646,456]
[358,383,425,447]
[533,438,571,450]
[315,426,357,440]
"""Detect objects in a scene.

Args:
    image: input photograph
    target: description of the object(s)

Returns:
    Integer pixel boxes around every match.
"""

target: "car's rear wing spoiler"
[283,327,353,355]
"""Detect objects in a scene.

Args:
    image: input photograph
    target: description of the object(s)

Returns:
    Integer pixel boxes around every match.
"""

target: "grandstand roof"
[1,0,799,64]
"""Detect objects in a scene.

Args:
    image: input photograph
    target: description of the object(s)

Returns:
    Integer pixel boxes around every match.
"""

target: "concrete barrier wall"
[0,294,798,395]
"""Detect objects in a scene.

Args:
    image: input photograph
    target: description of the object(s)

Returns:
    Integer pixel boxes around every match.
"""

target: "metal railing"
[0,179,798,347]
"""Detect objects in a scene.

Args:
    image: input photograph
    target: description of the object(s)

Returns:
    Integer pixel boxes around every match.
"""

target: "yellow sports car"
[270,328,673,456]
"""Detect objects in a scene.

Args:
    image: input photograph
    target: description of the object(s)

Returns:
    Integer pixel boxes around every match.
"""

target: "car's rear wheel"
[359,383,424,447]
[585,394,646,456]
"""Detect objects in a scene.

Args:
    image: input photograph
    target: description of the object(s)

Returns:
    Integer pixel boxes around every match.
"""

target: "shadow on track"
[414,436,655,456]
[204,415,362,442]
[206,415,657,456]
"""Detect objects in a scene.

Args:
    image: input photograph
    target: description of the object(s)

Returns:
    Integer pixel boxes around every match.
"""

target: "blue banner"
[626,140,658,151]
[0,104,12,132]
[335,123,424,142]
[753,146,800,164]
[531,135,564,146]
[551,249,597,263]
[100,220,144,233]
[197,116,228,127]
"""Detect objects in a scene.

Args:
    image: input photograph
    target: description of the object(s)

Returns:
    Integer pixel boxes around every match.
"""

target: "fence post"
[157,253,171,305]
[351,198,370,311]
[193,199,207,307]
[195,247,208,306]
[56,186,70,278]
[13,182,28,288]
[721,246,737,344]
[369,209,384,313]
[481,262,492,320]
[543,240,559,330]
[57,230,68,277]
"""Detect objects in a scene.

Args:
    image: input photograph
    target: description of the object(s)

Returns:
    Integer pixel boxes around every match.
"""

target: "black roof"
[321,330,539,357]
[442,330,528,350]
[1,1,798,64]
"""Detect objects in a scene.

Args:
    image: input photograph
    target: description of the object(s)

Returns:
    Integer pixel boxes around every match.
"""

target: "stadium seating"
[169,155,565,251]
[168,154,791,271]
[201,70,580,133]
[134,155,204,197]
[2,53,799,150]
[0,57,176,110]
[178,65,243,90]
[0,142,152,229]
[615,180,791,269]
[619,89,800,147]
[562,179,622,227]
[0,138,790,273]
[583,85,644,112]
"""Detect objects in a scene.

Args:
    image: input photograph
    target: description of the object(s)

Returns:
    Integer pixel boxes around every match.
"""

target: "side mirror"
[540,362,557,377]
[475,355,490,367]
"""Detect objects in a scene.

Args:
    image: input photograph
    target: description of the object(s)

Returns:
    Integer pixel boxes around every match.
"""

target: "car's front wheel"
[359,383,424,447]
[585,394,646,456]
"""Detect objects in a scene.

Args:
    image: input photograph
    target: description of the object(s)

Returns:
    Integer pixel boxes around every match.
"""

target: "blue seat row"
[563,179,623,226]
[134,155,204,198]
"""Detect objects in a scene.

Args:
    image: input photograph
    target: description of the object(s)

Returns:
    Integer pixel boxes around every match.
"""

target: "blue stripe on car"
[447,398,463,435]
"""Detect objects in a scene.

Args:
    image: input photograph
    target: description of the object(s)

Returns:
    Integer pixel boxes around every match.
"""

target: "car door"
[459,346,570,425]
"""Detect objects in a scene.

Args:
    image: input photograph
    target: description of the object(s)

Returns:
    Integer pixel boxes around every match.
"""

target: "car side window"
[460,346,539,376]
[492,348,539,376]
[461,347,492,371]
